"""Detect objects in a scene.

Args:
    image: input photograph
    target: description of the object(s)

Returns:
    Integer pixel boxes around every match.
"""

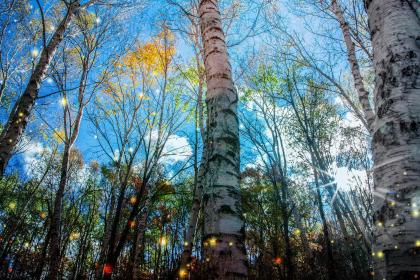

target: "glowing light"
[273,257,283,265]
[415,240,420,247]
[209,237,217,247]
[394,245,398,249]
[60,97,67,106]
[128,147,134,153]
[24,242,30,248]
[31,48,39,57]
[179,268,187,278]
[376,251,384,258]
[49,25,55,31]
[40,212,47,219]
[70,232,80,241]
[184,241,189,246]
[228,241,233,247]
[95,17,101,24]
[138,93,145,100]
[294,229,301,235]
[377,222,383,227]
[103,263,113,275]
[129,196,137,205]
[331,240,335,244]
[205,258,210,262]
[413,210,420,218]
[159,236,167,246]
[403,171,407,175]
[389,201,396,207]
[46,77,53,84]
[129,220,136,228]
[18,112,24,117]
[8,202,16,210]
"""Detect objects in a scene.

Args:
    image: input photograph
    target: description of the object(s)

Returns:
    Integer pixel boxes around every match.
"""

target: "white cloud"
[22,141,44,175]
[161,134,192,163]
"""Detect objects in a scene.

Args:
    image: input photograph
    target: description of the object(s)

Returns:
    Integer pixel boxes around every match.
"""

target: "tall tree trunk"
[331,0,375,132]
[0,2,78,176]
[199,0,248,279]
[366,0,420,279]
[180,144,206,270]
[130,203,150,280]
[48,143,71,279]
[312,163,336,280]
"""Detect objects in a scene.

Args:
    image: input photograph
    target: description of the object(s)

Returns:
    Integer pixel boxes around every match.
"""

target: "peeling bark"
[0,2,79,177]
[331,0,375,132]
[366,0,420,279]
[199,0,248,278]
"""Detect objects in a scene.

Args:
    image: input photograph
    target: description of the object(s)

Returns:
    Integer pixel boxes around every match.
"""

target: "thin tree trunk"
[366,0,420,279]
[48,143,71,279]
[331,0,375,131]
[0,2,78,176]
[130,203,150,280]
[199,0,248,278]
[312,160,336,280]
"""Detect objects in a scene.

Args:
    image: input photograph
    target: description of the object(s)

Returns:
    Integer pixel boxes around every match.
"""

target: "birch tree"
[366,0,420,279]
[199,0,247,278]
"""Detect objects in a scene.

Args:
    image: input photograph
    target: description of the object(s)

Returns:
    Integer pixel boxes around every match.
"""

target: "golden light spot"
[415,240,420,247]
[377,222,383,227]
[412,210,420,218]
[18,112,24,117]
[205,258,210,262]
[23,242,29,248]
[60,97,67,106]
[8,202,16,210]
[294,229,301,235]
[209,237,217,247]
[183,241,188,246]
[129,196,137,205]
[376,251,384,258]
[179,268,187,278]
[389,201,396,207]
[129,220,136,228]
[69,232,80,241]
[159,236,167,246]
[330,240,335,244]
[40,212,47,219]
[371,252,376,257]
[228,241,234,247]
[31,48,39,57]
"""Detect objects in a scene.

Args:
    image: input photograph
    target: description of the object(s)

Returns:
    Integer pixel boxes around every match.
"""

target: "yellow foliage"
[121,29,176,76]
[53,129,65,143]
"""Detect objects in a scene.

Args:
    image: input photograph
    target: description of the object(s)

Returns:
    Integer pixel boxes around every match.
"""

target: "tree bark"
[199,0,248,279]
[366,0,420,279]
[48,143,71,279]
[0,2,78,177]
[331,0,375,132]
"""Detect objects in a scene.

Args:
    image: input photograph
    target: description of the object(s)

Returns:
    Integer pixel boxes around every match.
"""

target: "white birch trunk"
[199,0,248,278]
[366,0,420,279]
[331,0,375,132]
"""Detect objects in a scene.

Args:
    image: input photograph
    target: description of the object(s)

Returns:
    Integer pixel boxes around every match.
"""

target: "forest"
[0,0,419,279]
